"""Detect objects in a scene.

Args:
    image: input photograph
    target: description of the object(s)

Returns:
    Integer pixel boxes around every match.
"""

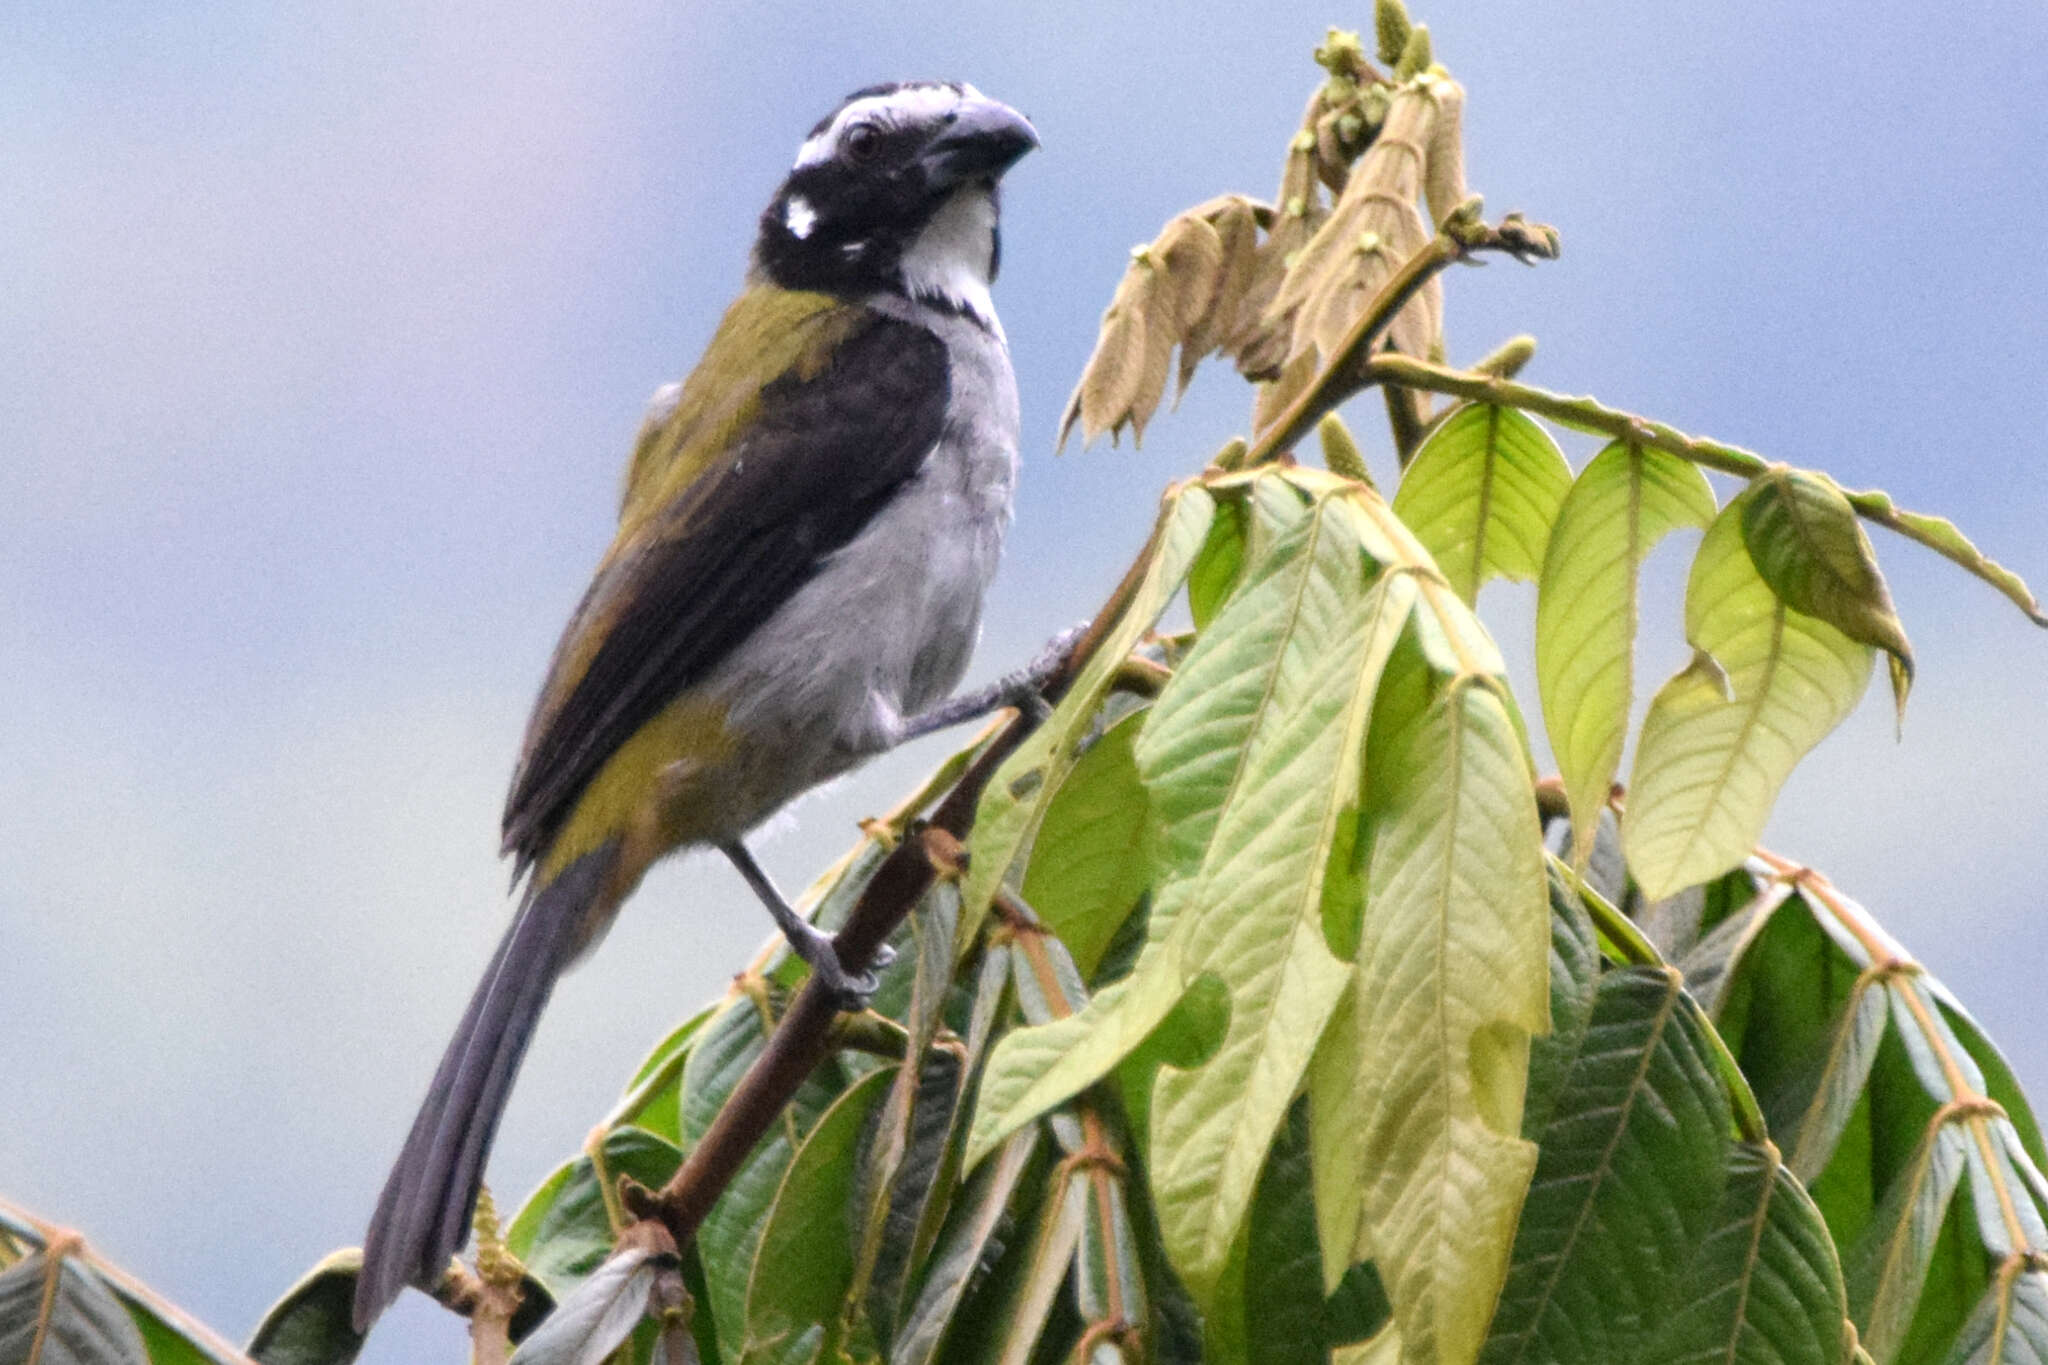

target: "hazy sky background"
[5,2,2045,1359]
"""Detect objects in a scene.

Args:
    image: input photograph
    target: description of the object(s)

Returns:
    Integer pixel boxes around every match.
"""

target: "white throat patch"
[899,185,1000,335]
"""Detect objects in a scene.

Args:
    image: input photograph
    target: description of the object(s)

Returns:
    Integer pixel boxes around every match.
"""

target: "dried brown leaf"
[1421,76,1467,227]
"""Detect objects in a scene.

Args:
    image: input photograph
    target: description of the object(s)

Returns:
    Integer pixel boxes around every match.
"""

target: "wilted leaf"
[1624,489,1874,901]
[1393,402,1574,603]
[1535,440,1716,868]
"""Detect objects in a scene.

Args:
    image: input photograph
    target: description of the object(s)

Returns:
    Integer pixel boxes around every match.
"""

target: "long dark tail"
[353,845,618,1331]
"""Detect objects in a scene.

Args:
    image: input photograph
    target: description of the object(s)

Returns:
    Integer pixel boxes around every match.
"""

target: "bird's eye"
[844,122,883,163]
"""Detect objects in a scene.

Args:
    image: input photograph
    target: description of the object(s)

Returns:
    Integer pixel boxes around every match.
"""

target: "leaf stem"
[1369,354,2048,626]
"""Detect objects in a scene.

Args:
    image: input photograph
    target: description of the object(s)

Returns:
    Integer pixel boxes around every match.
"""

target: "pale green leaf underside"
[1535,441,1715,867]
[1393,402,1574,603]
[1624,489,1874,900]
[1149,500,1414,1303]
[1349,632,1551,1365]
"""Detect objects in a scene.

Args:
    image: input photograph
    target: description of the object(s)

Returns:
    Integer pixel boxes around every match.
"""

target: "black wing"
[501,308,950,870]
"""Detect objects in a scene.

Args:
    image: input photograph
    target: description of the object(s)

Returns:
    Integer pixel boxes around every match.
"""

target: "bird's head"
[754,82,1038,326]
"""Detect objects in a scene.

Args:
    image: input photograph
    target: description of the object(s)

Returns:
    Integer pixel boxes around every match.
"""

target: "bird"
[353,81,1042,1332]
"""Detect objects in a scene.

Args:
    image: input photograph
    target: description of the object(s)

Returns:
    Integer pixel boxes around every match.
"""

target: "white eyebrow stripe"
[791,84,983,169]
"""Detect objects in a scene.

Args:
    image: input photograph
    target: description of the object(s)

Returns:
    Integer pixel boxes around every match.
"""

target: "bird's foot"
[786,921,891,1011]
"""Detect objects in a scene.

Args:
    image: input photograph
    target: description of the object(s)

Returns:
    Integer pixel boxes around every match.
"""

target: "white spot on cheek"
[784,196,818,239]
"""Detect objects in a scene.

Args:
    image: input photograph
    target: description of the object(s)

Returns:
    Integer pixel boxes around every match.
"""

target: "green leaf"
[1148,495,1414,1303]
[1188,490,1250,630]
[1940,1267,2048,1365]
[965,480,1379,1177]
[609,1004,717,1142]
[1624,488,1875,900]
[1928,989,2048,1172]
[505,1127,682,1302]
[893,1127,1043,1365]
[507,1244,665,1365]
[741,1067,896,1365]
[1521,870,1602,1145]
[1840,486,2048,628]
[1480,968,1738,1365]
[1350,634,1551,1365]
[1638,1145,1850,1365]
[1020,710,1153,979]
[1391,402,1574,604]
[0,1251,151,1365]
[1741,467,1913,713]
[247,1251,366,1365]
[959,484,1217,954]
[1245,1101,1339,1365]
[1845,1114,1969,1363]
[1534,440,1716,867]
[694,1013,849,1352]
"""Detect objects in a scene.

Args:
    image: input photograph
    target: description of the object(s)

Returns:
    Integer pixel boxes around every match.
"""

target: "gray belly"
[686,312,1019,836]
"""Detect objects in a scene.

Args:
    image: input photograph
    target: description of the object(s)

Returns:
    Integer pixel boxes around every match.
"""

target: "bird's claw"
[790,922,886,1011]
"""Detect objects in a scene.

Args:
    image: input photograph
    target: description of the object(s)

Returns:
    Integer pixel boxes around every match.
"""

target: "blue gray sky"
[5,2,2045,1359]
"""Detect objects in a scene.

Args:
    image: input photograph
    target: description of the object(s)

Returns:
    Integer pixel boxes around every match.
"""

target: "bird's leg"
[719,839,892,1010]
[891,623,1086,745]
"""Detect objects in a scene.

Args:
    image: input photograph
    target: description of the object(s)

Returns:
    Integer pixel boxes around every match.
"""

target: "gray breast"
[697,300,1020,829]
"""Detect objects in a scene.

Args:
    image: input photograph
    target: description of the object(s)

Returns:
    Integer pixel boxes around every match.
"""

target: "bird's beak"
[921,98,1040,190]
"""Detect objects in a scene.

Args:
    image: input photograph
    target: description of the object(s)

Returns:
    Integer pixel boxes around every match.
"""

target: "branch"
[1369,353,2048,626]
[1364,352,1770,479]
[1245,200,1560,463]
[625,526,1165,1248]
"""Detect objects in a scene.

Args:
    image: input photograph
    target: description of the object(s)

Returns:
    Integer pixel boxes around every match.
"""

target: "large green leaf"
[1392,402,1574,603]
[741,1067,896,1365]
[1244,1101,1349,1365]
[1940,1267,2048,1365]
[1534,440,1716,867]
[1623,489,1874,900]
[1349,631,1550,1365]
[1480,968,1738,1365]
[958,484,1217,953]
[1691,873,2048,1365]
[892,1128,1043,1365]
[965,477,1364,1177]
[1638,1145,1850,1365]
[1148,492,1412,1303]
